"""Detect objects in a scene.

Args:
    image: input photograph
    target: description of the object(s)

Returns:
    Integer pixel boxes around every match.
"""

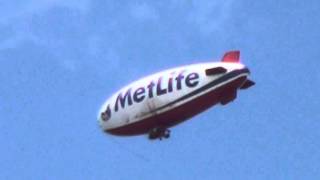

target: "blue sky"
[1,0,320,179]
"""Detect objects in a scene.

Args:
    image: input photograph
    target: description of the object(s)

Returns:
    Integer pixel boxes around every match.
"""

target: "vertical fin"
[222,50,240,63]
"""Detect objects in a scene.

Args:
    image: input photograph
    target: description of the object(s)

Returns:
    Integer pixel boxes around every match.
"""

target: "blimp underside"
[99,51,254,140]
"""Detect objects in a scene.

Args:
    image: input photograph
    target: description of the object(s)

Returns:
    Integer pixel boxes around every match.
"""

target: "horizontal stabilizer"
[205,67,227,76]
[222,50,240,63]
[240,79,255,89]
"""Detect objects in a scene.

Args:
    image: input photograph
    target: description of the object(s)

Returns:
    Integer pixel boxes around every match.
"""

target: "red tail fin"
[222,50,240,63]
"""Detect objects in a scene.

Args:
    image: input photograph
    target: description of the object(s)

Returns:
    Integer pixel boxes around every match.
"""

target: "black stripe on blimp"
[149,68,250,114]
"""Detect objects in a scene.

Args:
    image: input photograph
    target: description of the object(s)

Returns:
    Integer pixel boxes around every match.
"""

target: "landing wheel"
[148,127,171,140]
[164,129,170,139]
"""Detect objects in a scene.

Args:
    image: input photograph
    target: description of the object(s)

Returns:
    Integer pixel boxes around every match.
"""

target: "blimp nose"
[98,103,112,126]
[100,112,109,122]
[98,113,105,128]
[98,114,110,134]
[98,111,109,131]
[98,114,119,135]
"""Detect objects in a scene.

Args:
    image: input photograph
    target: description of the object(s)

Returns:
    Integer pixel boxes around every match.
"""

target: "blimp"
[98,51,254,140]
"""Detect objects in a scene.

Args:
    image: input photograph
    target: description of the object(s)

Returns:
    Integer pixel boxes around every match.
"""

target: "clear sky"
[1,0,320,179]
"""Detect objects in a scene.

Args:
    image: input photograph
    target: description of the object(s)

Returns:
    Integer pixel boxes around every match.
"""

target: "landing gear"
[148,127,171,140]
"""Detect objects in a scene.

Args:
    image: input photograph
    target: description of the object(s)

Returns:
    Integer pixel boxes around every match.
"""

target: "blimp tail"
[222,50,255,89]
[222,50,240,63]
